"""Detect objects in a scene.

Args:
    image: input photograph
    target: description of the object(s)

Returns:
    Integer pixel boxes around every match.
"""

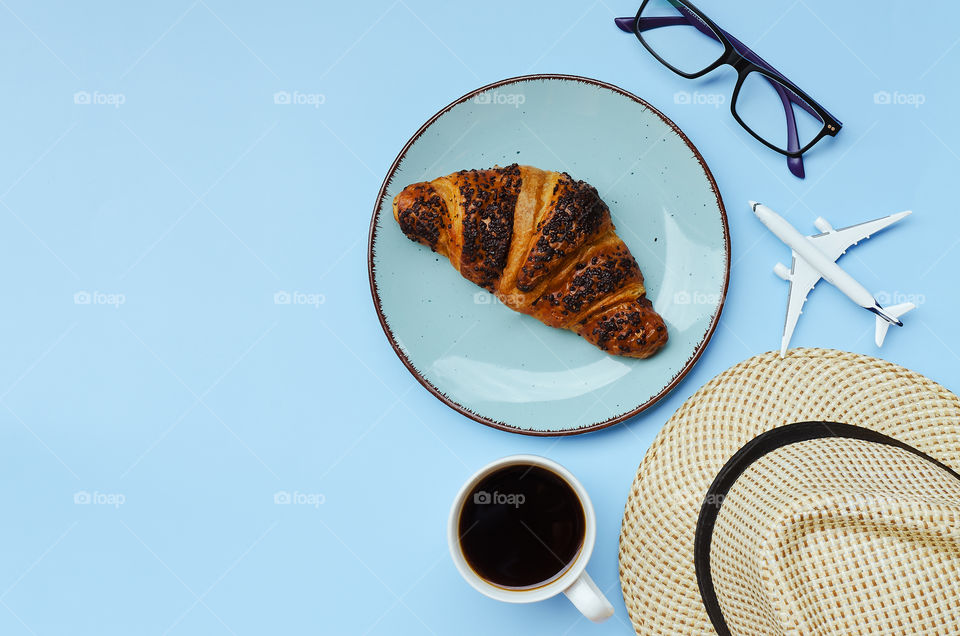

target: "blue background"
[1,1,957,634]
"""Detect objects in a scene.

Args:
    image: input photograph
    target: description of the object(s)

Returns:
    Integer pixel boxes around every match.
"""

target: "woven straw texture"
[619,349,960,635]
[712,436,960,635]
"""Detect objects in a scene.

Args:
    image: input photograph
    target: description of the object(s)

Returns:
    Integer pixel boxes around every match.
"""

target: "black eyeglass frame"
[624,0,842,159]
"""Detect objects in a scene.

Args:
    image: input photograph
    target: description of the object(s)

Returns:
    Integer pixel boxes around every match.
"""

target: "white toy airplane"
[750,201,914,357]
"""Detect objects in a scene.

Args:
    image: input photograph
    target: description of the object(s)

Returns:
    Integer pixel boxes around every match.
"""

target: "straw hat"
[619,348,960,635]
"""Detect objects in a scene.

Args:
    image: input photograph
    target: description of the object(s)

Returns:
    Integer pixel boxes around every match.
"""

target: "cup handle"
[563,571,614,623]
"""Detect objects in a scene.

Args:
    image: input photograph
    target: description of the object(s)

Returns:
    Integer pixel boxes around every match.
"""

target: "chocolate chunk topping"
[518,174,608,292]
[590,297,656,351]
[457,164,521,290]
[395,183,448,250]
[537,249,639,315]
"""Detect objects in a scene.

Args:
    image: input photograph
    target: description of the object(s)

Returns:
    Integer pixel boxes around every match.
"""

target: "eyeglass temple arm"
[718,28,806,176]
[616,15,809,177]
[615,16,823,121]
[723,31,833,121]
[780,94,805,177]
[708,27,808,177]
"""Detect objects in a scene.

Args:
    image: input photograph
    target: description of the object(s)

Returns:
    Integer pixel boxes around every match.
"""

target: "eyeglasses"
[616,0,842,178]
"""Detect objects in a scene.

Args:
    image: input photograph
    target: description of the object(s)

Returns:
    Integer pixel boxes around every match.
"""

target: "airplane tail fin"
[875,302,915,347]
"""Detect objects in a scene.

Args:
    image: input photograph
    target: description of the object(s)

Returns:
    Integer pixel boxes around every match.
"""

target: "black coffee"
[458,464,585,589]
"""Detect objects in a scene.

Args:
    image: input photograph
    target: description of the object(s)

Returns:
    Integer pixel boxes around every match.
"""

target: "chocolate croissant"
[392,164,667,358]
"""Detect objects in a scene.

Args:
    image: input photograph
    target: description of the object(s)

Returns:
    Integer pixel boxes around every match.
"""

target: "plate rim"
[367,73,730,436]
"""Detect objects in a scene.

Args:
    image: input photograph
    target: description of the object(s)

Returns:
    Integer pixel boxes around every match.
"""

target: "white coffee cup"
[447,454,615,623]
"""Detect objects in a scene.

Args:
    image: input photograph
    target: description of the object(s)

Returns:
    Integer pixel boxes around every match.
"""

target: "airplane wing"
[779,210,911,356]
[806,211,911,262]
[780,253,823,356]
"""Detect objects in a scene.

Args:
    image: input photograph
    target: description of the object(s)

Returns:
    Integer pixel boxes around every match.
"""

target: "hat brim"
[619,348,960,635]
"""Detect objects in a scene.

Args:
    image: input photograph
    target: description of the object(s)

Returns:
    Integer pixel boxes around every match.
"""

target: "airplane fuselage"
[750,201,913,354]
[752,202,880,313]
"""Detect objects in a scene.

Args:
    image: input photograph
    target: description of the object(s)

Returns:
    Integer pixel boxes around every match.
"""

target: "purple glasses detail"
[616,0,841,178]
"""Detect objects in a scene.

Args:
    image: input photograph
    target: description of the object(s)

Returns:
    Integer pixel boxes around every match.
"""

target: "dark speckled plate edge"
[366,74,730,436]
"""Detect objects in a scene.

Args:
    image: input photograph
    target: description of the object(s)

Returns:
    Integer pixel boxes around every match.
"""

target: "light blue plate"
[368,75,729,435]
